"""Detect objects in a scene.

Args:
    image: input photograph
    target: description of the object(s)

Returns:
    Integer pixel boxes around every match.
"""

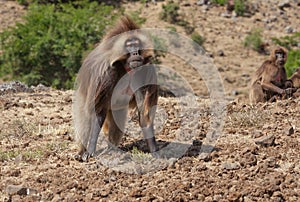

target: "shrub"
[159,1,180,24]
[272,32,300,50]
[191,31,205,46]
[167,26,177,32]
[244,29,264,53]
[234,0,246,16]
[285,50,300,77]
[151,35,167,64]
[130,10,146,26]
[0,1,118,89]
[212,0,228,6]
[272,32,300,76]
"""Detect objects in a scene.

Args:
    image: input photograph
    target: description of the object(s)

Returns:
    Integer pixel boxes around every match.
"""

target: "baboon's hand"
[283,88,294,97]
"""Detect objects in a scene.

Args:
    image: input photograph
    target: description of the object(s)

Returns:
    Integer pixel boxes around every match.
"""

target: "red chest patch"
[275,73,281,82]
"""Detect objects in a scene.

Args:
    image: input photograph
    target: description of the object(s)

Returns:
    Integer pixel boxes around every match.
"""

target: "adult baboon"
[73,16,158,161]
[249,46,294,103]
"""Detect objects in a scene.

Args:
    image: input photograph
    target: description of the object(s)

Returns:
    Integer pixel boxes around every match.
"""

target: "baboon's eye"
[125,38,141,54]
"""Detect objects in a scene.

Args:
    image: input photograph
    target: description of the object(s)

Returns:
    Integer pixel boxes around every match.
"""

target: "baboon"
[289,68,300,97]
[73,16,159,161]
[249,46,294,104]
[289,68,300,88]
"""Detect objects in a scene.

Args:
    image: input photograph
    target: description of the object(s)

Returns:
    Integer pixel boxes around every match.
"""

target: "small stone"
[254,134,275,146]
[252,130,263,138]
[231,90,239,96]
[217,50,225,56]
[278,1,291,10]
[285,26,294,33]
[222,162,240,170]
[221,12,231,18]
[5,185,37,196]
[182,2,191,6]
[192,139,202,146]
[197,0,208,6]
[202,5,209,11]
[285,126,294,136]
[34,83,49,92]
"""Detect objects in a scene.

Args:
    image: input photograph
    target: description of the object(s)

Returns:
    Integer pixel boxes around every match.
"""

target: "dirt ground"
[1,0,300,201]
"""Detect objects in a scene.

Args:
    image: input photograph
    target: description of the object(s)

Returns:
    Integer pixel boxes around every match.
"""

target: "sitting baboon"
[249,46,294,104]
[289,68,300,97]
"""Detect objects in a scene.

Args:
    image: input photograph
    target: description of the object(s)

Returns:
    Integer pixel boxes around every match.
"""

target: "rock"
[224,77,235,84]
[197,0,209,6]
[205,52,213,58]
[217,50,225,56]
[285,126,294,136]
[239,152,257,167]
[33,83,50,92]
[252,130,263,138]
[221,12,231,18]
[278,1,291,10]
[5,185,37,196]
[192,139,202,146]
[222,162,240,170]
[285,26,295,33]
[182,2,191,6]
[264,157,277,168]
[254,134,275,146]
[231,90,239,96]
[0,81,33,95]
[202,5,209,11]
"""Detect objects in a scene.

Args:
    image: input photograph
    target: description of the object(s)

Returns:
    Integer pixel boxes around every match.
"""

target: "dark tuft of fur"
[103,15,140,40]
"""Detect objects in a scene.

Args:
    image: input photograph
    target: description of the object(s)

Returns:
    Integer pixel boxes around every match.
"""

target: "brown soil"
[1,1,300,201]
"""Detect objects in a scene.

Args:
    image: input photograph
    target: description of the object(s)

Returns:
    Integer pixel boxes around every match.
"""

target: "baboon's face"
[125,37,145,69]
[275,50,285,66]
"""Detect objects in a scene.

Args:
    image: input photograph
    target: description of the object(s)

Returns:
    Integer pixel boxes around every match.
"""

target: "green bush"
[212,0,228,6]
[272,32,300,76]
[234,0,246,16]
[285,50,300,77]
[151,35,167,64]
[159,1,180,24]
[244,29,264,53]
[272,32,300,50]
[130,10,146,26]
[191,31,205,47]
[0,1,118,89]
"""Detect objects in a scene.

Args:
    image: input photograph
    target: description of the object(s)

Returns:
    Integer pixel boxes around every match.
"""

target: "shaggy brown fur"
[73,16,158,161]
[249,46,294,103]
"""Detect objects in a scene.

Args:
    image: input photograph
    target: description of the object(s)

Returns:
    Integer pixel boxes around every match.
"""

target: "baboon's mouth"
[128,55,144,69]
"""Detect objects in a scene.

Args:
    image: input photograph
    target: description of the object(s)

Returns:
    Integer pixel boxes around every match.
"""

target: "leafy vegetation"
[211,0,228,6]
[151,35,167,64]
[213,0,248,17]
[234,0,246,16]
[130,10,146,26]
[0,1,118,89]
[159,1,180,24]
[285,50,300,76]
[272,32,300,76]
[272,32,300,50]
[244,29,264,53]
[191,31,205,47]
[159,1,196,35]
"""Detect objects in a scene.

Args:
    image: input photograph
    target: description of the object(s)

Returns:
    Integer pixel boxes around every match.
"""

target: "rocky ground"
[1,0,300,201]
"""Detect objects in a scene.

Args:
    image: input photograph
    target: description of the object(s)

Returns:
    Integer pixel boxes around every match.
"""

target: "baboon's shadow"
[119,139,219,159]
